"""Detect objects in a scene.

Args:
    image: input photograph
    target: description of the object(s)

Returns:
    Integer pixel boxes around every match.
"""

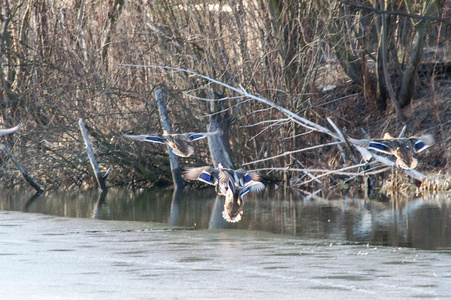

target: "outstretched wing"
[243,172,261,185]
[239,181,265,200]
[367,142,392,154]
[245,181,266,193]
[233,168,261,186]
[123,134,165,144]
[240,185,252,199]
[195,171,214,185]
[349,138,392,155]
[0,124,20,136]
[185,130,221,142]
[181,166,218,185]
[413,135,434,153]
[239,181,265,199]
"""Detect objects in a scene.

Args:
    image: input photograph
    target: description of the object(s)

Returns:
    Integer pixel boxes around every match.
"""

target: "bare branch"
[339,0,451,26]
[240,118,291,128]
[118,64,340,140]
[243,141,342,165]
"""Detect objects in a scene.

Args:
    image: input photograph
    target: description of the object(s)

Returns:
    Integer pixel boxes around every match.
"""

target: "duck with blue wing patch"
[182,163,266,222]
[223,181,266,223]
[349,133,434,169]
[123,129,220,157]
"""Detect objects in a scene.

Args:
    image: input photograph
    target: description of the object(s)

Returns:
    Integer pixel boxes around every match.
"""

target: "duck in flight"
[222,180,265,222]
[349,133,434,169]
[182,163,265,222]
[124,130,220,157]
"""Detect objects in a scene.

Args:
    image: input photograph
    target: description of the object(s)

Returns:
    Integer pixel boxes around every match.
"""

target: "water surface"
[1,187,449,250]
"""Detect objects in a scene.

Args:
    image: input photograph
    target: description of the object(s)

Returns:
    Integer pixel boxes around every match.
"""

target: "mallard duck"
[181,163,262,195]
[223,181,265,223]
[0,124,20,136]
[349,133,434,169]
[123,130,220,157]
[182,163,266,222]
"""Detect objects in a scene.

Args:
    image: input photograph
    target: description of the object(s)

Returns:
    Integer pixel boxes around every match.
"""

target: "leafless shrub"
[0,0,448,189]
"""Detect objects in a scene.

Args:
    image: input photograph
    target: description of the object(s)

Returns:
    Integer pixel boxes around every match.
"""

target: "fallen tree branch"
[254,162,371,176]
[118,64,340,140]
[1,144,43,194]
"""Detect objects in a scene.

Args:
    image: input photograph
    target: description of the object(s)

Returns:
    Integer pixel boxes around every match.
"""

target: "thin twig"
[183,93,246,102]
[398,125,407,138]
[254,162,371,176]
[243,141,342,165]
[290,154,324,185]
[248,119,290,141]
[339,0,451,26]
[313,93,359,108]
[280,130,314,141]
[240,118,291,128]
[326,117,348,167]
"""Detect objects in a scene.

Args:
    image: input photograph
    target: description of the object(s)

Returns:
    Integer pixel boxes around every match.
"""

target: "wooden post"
[155,89,184,189]
[1,144,43,194]
[78,119,108,191]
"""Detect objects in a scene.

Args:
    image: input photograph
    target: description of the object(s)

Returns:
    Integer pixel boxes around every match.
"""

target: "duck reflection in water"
[182,163,265,222]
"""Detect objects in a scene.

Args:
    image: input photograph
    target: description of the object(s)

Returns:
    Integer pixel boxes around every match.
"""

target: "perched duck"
[0,124,20,136]
[223,181,265,223]
[349,133,434,169]
[182,163,266,222]
[123,130,220,157]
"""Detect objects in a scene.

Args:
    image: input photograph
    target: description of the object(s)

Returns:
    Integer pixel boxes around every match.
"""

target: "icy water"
[0,187,450,299]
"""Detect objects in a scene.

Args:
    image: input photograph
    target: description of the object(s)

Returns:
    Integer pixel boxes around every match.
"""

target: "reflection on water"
[0,187,449,250]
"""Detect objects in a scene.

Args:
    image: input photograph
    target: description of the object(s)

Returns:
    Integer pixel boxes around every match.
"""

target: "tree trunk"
[397,1,434,107]
[206,92,234,169]
[379,0,406,122]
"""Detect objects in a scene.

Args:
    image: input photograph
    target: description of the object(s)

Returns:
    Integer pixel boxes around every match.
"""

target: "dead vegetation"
[0,0,449,191]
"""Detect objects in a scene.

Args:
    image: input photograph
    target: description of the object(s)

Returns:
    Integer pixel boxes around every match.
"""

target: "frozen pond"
[0,188,450,299]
